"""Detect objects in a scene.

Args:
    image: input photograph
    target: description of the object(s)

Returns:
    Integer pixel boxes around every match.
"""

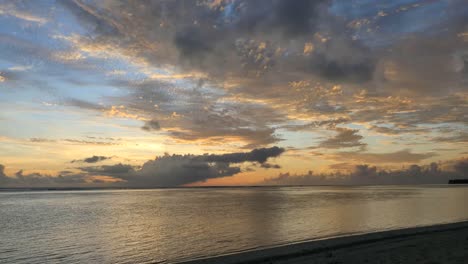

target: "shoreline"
[176,220,468,264]
[1,184,466,192]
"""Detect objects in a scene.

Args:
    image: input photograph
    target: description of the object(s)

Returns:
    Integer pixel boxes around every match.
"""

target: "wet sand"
[178,221,468,264]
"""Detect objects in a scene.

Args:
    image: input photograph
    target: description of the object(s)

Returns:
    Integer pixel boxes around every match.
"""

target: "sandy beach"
[179,221,468,264]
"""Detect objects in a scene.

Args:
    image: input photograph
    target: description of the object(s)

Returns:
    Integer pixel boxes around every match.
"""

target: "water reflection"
[0,186,467,263]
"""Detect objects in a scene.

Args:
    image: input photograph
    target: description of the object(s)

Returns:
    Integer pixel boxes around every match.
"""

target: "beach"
[180,221,468,264]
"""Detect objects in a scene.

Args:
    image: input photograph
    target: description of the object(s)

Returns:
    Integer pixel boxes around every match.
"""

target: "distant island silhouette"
[448,179,468,184]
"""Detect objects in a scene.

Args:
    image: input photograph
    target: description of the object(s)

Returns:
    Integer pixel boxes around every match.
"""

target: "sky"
[0,0,467,188]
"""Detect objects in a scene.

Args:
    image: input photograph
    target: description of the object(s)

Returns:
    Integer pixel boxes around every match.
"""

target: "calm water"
[1,186,468,263]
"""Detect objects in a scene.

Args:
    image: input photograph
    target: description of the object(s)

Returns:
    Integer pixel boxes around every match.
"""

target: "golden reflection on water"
[0,186,467,263]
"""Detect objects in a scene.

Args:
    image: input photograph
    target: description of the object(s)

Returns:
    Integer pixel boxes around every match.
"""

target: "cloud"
[454,159,468,175]
[114,158,241,187]
[264,158,468,185]
[48,0,466,150]
[29,138,118,146]
[283,117,350,131]
[331,149,436,164]
[71,155,111,163]
[316,127,366,149]
[174,27,213,60]
[0,164,8,185]
[58,1,372,110]
[0,164,93,188]
[104,78,284,147]
[141,120,161,131]
[8,65,33,71]
[344,94,467,146]
[62,139,118,146]
[0,70,23,83]
[369,125,429,135]
[170,0,329,63]
[260,163,281,169]
[79,163,134,175]
[192,146,284,163]
[312,50,375,83]
[30,138,56,143]
[66,98,105,111]
[1,0,466,184]
[234,0,327,37]
[80,146,285,187]
[0,3,47,24]
[328,162,356,171]
[432,132,468,143]
[376,35,468,96]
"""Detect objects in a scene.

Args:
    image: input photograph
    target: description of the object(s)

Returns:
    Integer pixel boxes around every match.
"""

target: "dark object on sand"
[448,179,468,184]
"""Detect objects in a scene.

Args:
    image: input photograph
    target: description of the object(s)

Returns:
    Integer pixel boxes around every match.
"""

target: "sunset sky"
[0,0,467,187]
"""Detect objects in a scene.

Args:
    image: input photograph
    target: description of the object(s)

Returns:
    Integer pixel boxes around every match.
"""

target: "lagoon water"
[1,186,468,263]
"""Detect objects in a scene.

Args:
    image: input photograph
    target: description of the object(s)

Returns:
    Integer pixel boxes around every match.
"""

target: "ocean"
[1,186,467,263]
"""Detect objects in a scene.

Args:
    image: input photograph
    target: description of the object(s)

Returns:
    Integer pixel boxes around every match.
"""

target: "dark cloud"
[13,170,89,186]
[389,95,467,126]
[348,94,467,138]
[432,132,468,143]
[328,162,355,171]
[260,163,281,169]
[141,119,161,131]
[0,164,91,188]
[331,149,436,164]
[108,78,284,147]
[317,127,366,149]
[370,125,429,135]
[62,139,118,145]
[71,155,111,163]
[29,138,118,145]
[55,0,467,148]
[0,34,52,66]
[454,159,468,175]
[171,0,329,62]
[174,27,214,59]
[113,158,241,187]
[310,100,348,114]
[60,0,120,36]
[283,117,350,131]
[30,138,56,143]
[264,158,468,186]
[81,146,285,187]
[61,0,377,88]
[233,0,328,36]
[316,117,350,127]
[66,98,106,111]
[165,108,283,147]
[0,164,8,185]
[79,163,134,176]
[0,70,22,82]
[207,0,375,82]
[312,51,375,82]
[193,146,284,164]
[376,35,468,95]
[86,136,120,141]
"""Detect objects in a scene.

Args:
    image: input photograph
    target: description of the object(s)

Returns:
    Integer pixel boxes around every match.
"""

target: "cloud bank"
[0,165,93,188]
[106,146,285,187]
[0,147,285,188]
[264,158,468,186]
